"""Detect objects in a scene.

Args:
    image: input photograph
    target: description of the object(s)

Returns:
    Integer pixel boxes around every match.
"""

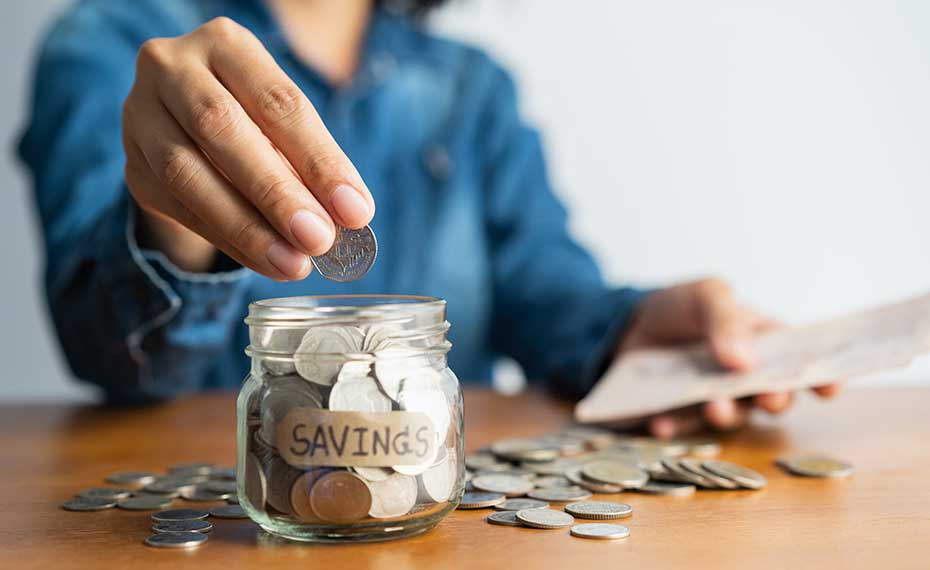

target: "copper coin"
[243,453,267,510]
[289,469,332,522]
[309,471,372,523]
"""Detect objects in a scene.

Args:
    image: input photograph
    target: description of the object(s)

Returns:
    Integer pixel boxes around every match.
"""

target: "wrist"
[135,204,217,273]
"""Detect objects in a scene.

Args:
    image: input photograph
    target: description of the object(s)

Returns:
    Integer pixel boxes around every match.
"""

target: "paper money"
[575,292,930,423]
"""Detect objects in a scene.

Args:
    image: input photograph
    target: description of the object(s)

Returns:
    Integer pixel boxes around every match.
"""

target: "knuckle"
[251,174,293,212]
[231,219,266,248]
[201,16,246,42]
[137,38,173,71]
[189,96,243,142]
[157,146,200,191]
[257,84,307,127]
[301,150,346,190]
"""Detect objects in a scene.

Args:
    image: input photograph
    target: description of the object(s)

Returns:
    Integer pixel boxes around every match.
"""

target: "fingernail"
[267,240,309,279]
[290,210,334,255]
[330,184,371,227]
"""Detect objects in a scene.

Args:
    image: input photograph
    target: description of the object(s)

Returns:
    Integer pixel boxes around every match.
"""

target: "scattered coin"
[570,523,631,540]
[486,510,524,527]
[310,225,378,282]
[205,480,238,495]
[494,498,549,511]
[226,494,240,505]
[62,496,117,512]
[581,461,648,489]
[565,466,624,494]
[152,520,214,534]
[144,532,209,549]
[471,474,535,497]
[105,471,157,487]
[702,460,768,490]
[457,492,506,509]
[169,463,215,476]
[516,508,575,529]
[532,475,572,488]
[564,501,632,520]
[118,495,173,511]
[141,481,192,497]
[527,487,593,503]
[678,458,738,489]
[150,509,211,522]
[777,455,854,478]
[636,482,696,497]
[181,486,230,502]
[491,438,560,463]
[210,505,248,519]
[78,488,132,501]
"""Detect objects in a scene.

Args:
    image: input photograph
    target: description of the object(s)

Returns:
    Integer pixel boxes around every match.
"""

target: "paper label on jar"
[276,408,437,468]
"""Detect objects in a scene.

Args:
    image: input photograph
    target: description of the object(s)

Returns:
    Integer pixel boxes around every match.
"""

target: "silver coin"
[471,474,535,497]
[702,460,768,490]
[515,508,575,529]
[457,491,506,509]
[61,496,117,512]
[570,523,631,540]
[181,486,230,502]
[486,510,523,527]
[660,459,716,488]
[226,494,240,505]
[491,438,560,463]
[566,466,624,494]
[564,501,633,520]
[105,471,157,486]
[777,455,854,478]
[465,454,508,472]
[260,374,324,445]
[205,480,238,495]
[152,520,214,534]
[636,481,696,496]
[78,487,132,501]
[581,460,649,489]
[208,467,237,480]
[151,509,211,522]
[118,495,173,511]
[294,326,364,384]
[209,504,248,519]
[354,467,393,482]
[310,224,378,282]
[493,498,549,511]
[169,463,215,476]
[141,481,194,497]
[367,473,419,518]
[527,486,593,503]
[678,458,738,489]
[144,532,209,549]
[418,451,458,503]
[329,366,392,413]
[533,475,573,488]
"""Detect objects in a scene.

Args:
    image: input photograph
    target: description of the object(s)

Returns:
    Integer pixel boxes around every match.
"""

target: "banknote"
[574,292,930,423]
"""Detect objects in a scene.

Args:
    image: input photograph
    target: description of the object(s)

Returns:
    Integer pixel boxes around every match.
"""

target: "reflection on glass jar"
[237,295,464,542]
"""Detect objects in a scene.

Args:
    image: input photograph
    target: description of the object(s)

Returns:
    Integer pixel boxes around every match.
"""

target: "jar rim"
[246,294,446,326]
[250,294,444,311]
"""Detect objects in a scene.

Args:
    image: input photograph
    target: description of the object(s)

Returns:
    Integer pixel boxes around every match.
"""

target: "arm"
[478,62,648,400]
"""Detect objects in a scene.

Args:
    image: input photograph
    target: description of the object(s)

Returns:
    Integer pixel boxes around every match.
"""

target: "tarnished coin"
[636,481,696,497]
[564,501,632,520]
[678,458,737,489]
[243,453,266,510]
[486,510,523,527]
[471,474,535,497]
[310,471,372,524]
[209,505,248,519]
[311,224,378,283]
[288,468,332,522]
[62,496,117,512]
[457,492,506,509]
[105,471,157,487]
[152,520,214,534]
[777,455,854,479]
[150,509,211,522]
[493,498,549,511]
[702,460,767,490]
[144,531,208,549]
[527,487,593,503]
[78,487,132,501]
[329,368,392,413]
[581,461,648,489]
[367,473,419,518]
[118,495,173,511]
[515,508,575,529]
[570,523,631,540]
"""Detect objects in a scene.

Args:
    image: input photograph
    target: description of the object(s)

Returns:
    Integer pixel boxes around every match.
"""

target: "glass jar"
[237,295,464,543]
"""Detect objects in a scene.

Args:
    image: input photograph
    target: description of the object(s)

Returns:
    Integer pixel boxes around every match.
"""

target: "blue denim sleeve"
[18,3,253,403]
[479,61,651,400]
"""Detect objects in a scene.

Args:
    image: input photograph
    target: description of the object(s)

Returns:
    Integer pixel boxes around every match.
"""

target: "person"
[18,0,839,437]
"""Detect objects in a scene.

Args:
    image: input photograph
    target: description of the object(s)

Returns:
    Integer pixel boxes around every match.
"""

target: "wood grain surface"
[1,386,928,569]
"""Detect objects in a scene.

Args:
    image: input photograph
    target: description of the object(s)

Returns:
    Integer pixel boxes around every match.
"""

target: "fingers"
[813,382,844,398]
[693,279,757,371]
[123,98,311,280]
[702,398,751,431]
[753,391,794,414]
[648,406,705,439]
[197,18,374,229]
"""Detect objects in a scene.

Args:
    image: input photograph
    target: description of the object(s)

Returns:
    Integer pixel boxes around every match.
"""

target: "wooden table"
[2,386,929,569]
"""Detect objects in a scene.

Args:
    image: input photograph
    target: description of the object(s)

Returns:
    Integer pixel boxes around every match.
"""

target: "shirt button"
[424,144,454,179]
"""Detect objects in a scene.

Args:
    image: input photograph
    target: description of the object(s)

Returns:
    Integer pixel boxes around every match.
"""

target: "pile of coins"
[60,462,250,549]
[244,320,460,527]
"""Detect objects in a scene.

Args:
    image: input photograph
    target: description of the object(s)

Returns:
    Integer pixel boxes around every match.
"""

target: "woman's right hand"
[122,17,374,280]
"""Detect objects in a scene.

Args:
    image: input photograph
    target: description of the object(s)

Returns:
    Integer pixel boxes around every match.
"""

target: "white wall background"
[3,0,929,401]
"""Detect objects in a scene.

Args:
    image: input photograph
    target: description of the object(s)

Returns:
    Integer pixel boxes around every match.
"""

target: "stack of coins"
[245,321,460,527]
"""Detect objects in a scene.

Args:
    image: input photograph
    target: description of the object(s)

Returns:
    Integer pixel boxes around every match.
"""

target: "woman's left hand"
[617,278,843,438]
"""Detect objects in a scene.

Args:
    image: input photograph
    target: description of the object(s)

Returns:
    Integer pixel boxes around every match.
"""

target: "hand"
[618,278,842,438]
[122,17,374,279]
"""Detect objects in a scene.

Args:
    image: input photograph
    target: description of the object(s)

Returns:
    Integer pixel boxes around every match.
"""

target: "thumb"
[697,285,757,371]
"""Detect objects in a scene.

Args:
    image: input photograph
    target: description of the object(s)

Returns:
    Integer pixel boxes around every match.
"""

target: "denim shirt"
[18,0,646,404]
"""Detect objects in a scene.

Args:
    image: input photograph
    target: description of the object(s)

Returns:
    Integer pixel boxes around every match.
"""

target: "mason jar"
[237,295,464,542]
